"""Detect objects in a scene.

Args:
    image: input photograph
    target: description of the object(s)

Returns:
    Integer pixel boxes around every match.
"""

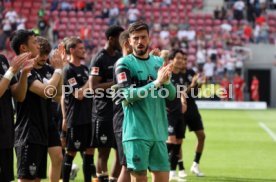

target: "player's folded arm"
[163,82,177,101]
[115,64,159,103]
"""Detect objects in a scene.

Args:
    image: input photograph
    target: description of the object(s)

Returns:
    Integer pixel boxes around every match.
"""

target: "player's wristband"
[54,68,63,75]
[163,79,171,85]
[3,69,14,81]
[153,80,161,88]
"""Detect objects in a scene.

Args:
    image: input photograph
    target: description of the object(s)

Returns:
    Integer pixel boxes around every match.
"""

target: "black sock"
[109,179,117,182]
[83,154,94,182]
[167,143,174,152]
[60,149,66,179]
[98,175,109,182]
[62,154,74,182]
[194,152,202,164]
[178,160,185,170]
[169,144,181,170]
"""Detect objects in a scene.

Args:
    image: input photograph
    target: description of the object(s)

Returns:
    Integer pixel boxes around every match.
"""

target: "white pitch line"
[259,122,276,142]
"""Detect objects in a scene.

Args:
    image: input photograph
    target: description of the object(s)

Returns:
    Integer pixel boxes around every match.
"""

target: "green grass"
[15,109,276,181]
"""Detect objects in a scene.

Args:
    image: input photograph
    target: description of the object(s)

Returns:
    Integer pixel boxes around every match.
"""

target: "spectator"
[203,59,216,82]
[243,23,253,42]
[37,16,49,37]
[272,0,276,9]
[109,5,120,25]
[233,0,245,21]
[61,1,72,11]
[250,75,260,101]
[161,0,172,6]
[50,0,59,12]
[220,74,231,101]
[214,6,220,19]
[75,1,85,11]
[5,7,18,30]
[85,0,94,11]
[16,15,27,30]
[196,46,206,70]
[220,6,227,19]
[2,18,12,36]
[256,22,269,43]
[100,8,109,19]
[52,17,59,44]
[127,4,140,24]
[246,0,256,24]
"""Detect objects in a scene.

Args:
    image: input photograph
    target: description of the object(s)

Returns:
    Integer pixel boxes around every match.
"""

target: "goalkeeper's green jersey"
[114,54,176,142]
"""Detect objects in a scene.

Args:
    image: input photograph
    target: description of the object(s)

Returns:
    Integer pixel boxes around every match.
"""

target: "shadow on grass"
[187,176,276,182]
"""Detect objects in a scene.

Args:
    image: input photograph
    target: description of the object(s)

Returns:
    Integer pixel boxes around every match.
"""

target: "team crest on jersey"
[188,75,193,82]
[1,62,8,71]
[46,72,52,79]
[29,163,37,176]
[100,134,107,144]
[154,65,160,72]
[117,72,127,83]
[168,125,174,133]
[91,67,99,75]
[133,155,141,163]
[68,77,77,86]
[179,77,184,84]
[74,140,81,149]
[147,75,154,83]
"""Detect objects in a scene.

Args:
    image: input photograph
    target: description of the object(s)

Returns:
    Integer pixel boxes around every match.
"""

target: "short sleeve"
[63,65,80,90]
[89,53,105,77]
[114,58,132,88]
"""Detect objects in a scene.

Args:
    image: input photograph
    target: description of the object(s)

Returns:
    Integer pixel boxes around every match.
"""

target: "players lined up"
[0,22,206,182]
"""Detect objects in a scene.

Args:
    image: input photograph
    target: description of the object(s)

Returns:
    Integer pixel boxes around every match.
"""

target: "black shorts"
[67,123,93,151]
[168,113,185,139]
[48,124,61,148]
[15,144,47,180]
[183,104,204,134]
[0,148,14,182]
[114,132,126,166]
[91,119,116,148]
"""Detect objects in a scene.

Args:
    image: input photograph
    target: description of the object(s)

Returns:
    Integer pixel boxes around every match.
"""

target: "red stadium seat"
[23,2,32,8]
[77,11,85,18]
[60,11,68,18]
[68,11,76,18]
[205,19,213,26]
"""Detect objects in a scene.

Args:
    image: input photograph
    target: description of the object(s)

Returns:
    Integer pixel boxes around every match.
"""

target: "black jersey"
[15,70,49,147]
[182,69,197,105]
[166,73,184,115]
[0,55,17,149]
[35,64,59,128]
[90,49,122,121]
[63,63,92,128]
[112,66,124,133]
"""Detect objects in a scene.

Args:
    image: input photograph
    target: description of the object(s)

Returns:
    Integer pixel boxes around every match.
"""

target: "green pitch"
[15,109,276,181]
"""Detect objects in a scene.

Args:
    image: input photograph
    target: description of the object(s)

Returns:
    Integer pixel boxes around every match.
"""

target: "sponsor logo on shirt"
[100,134,107,144]
[46,72,52,79]
[29,163,37,176]
[1,62,8,71]
[168,125,174,133]
[74,140,81,149]
[117,72,127,83]
[133,155,141,164]
[68,77,77,86]
[91,67,99,75]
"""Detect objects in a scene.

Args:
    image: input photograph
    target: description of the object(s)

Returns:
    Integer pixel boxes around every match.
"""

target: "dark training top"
[0,55,17,149]
[90,49,122,121]
[63,63,92,128]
